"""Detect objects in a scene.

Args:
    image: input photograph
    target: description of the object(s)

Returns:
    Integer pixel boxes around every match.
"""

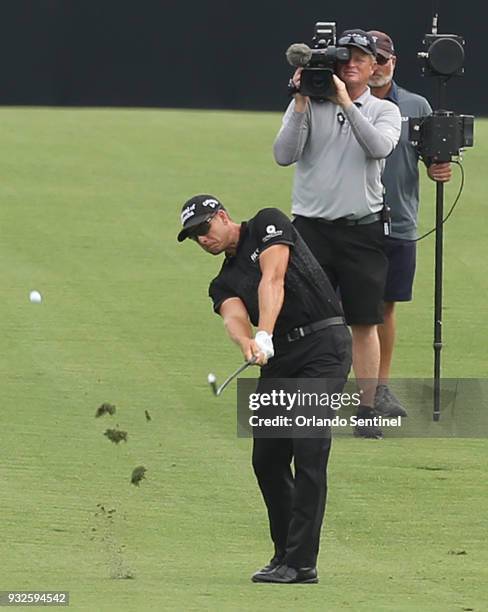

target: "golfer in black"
[177,194,352,584]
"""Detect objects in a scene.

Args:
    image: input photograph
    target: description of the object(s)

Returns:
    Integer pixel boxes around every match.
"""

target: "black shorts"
[293,216,388,326]
[383,237,417,302]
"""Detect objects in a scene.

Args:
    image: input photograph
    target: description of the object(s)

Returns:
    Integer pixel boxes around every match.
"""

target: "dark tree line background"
[0,1,483,116]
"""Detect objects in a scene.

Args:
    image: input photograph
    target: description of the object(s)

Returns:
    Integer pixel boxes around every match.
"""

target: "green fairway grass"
[0,107,487,611]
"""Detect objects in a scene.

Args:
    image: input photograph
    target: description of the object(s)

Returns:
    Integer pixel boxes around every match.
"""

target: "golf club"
[208,356,257,397]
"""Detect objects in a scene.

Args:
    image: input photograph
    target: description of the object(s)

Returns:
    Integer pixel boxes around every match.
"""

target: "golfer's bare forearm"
[224,315,253,349]
[258,278,285,335]
[219,298,254,352]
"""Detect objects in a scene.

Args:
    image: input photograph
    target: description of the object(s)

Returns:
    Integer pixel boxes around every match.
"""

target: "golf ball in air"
[208,373,216,384]
[29,290,42,303]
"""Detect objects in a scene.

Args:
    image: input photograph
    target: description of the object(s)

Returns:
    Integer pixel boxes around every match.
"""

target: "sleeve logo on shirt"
[250,248,260,262]
[262,224,284,243]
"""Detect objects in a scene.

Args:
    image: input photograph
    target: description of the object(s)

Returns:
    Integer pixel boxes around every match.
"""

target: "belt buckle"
[286,327,305,342]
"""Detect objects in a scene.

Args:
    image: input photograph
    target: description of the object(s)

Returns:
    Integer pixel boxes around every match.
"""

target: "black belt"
[281,316,346,343]
[318,212,382,226]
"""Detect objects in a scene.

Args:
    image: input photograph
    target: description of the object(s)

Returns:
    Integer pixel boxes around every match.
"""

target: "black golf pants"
[252,324,352,569]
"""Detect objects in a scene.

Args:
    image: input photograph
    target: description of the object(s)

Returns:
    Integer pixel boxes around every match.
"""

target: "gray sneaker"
[375,384,408,417]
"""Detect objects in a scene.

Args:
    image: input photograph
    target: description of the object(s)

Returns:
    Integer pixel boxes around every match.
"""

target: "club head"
[207,357,256,398]
[207,373,218,396]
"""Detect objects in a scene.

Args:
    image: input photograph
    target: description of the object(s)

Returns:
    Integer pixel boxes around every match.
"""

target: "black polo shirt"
[209,208,343,336]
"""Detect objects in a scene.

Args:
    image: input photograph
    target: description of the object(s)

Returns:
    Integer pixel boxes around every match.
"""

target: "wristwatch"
[287,78,299,97]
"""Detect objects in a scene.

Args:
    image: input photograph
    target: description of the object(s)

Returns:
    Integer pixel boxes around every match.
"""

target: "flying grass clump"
[95,403,116,418]
[104,428,128,444]
[130,466,146,486]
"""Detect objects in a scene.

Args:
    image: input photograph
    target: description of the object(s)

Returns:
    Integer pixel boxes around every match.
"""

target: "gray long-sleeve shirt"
[273,87,402,220]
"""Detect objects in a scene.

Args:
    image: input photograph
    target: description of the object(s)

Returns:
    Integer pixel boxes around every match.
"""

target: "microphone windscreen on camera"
[286,43,313,67]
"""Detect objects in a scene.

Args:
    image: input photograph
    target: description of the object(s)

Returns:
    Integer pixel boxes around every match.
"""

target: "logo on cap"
[202,198,219,208]
[181,203,196,224]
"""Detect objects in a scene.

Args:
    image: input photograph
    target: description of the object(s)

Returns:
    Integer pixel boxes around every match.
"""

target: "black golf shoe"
[251,556,283,581]
[354,405,384,439]
[252,564,318,584]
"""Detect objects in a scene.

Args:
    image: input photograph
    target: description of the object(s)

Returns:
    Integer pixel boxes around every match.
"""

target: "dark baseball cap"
[368,30,395,58]
[338,29,377,57]
[177,194,225,242]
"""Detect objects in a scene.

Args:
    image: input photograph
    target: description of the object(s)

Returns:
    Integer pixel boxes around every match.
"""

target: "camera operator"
[367,30,452,418]
[273,29,401,439]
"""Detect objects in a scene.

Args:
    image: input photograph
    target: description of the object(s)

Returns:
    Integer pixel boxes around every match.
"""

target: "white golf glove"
[255,331,274,359]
